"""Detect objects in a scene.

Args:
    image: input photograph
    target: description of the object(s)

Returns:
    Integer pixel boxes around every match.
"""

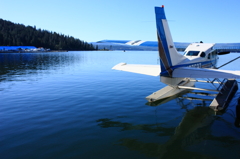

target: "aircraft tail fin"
[155,6,186,77]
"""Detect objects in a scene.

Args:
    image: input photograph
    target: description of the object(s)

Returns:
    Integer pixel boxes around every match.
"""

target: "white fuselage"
[178,43,218,69]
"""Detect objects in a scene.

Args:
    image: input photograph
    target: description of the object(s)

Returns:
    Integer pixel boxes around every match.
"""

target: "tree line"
[0,18,96,50]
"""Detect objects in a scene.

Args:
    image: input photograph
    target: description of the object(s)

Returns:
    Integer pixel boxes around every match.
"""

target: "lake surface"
[1,51,240,159]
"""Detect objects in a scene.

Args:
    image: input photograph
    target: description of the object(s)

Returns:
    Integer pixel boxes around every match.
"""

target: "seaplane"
[112,5,240,111]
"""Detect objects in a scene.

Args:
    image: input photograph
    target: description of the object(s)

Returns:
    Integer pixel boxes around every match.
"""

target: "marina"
[0,46,49,52]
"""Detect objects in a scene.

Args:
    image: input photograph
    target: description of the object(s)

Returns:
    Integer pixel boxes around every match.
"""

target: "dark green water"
[1,51,240,159]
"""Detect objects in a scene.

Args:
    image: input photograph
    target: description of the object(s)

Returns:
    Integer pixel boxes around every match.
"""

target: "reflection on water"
[0,52,85,93]
[235,98,240,127]
[0,52,83,82]
[97,118,175,135]
[97,93,240,159]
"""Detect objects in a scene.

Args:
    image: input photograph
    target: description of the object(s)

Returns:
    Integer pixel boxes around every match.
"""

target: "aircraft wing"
[112,63,160,76]
[173,67,240,79]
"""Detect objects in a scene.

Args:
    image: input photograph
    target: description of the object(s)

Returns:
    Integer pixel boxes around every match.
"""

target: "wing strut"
[217,56,240,69]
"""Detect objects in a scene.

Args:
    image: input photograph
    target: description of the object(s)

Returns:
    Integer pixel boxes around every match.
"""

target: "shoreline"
[0,50,69,53]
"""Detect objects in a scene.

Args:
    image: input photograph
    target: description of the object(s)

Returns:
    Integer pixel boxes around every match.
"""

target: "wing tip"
[112,62,127,70]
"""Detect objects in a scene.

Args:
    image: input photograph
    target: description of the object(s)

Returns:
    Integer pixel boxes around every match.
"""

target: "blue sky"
[1,0,240,43]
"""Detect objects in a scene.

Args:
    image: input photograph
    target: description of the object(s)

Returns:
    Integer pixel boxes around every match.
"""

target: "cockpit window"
[186,51,200,56]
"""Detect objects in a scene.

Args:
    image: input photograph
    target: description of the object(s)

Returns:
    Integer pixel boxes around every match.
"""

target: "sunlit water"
[1,51,240,159]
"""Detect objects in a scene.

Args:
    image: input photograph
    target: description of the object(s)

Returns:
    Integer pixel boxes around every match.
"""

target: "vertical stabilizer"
[155,6,186,77]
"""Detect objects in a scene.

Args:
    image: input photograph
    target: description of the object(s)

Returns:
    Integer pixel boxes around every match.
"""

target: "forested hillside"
[0,19,96,50]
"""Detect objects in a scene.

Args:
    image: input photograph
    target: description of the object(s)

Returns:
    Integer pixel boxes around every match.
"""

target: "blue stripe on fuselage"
[160,61,215,76]
[160,59,217,76]
[171,59,217,70]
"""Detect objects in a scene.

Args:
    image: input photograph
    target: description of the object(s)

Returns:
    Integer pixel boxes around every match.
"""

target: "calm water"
[1,51,240,159]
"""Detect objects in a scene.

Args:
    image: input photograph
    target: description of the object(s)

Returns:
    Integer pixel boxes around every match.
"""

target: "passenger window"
[212,50,217,58]
[208,53,211,59]
[200,52,206,58]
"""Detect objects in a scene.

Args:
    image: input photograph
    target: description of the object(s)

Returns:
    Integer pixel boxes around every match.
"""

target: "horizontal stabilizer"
[112,63,160,76]
[173,67,240,79]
